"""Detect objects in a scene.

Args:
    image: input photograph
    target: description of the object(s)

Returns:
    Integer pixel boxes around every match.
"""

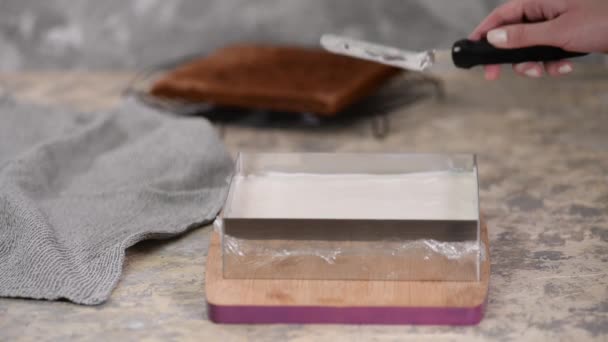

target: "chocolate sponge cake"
[150,44,400,116]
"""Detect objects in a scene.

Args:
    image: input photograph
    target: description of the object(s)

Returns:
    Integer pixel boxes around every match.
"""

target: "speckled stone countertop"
[0,69,606,341]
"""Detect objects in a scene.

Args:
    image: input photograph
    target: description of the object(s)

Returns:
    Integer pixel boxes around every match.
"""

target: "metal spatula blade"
[321,34,437,72]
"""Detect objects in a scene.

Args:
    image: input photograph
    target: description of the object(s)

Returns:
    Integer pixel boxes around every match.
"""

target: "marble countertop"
[0,69,606,341]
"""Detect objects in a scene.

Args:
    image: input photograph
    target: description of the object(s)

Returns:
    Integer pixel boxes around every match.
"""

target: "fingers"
[472,1,526,81]
[470,0,565,41]
[470,0,526,40]
[484,65,501,80]
[513,62,544,78]
[545,60,573,76]
[486,21,559,49]
[512,60,573,78]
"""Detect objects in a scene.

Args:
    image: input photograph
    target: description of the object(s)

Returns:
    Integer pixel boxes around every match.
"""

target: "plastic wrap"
[221,220,483,281]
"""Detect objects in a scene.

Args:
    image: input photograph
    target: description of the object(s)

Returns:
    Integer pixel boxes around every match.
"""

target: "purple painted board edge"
[207,299,487,325]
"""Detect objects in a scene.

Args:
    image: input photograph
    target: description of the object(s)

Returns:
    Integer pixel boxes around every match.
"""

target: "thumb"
[486,21,562,49]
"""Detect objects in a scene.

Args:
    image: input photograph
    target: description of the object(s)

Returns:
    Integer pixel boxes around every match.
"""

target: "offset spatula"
[320,34,588,71]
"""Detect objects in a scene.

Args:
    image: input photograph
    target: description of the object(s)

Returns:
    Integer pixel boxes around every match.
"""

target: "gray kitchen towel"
[0,96,233,305]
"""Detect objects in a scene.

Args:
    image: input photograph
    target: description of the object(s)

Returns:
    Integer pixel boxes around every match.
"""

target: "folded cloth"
[0,96,233,305]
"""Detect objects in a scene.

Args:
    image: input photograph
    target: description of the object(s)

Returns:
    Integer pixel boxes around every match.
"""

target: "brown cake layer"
[149,44,400,116]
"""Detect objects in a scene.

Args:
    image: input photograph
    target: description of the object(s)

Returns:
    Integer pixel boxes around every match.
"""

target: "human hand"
[469,0,608,80]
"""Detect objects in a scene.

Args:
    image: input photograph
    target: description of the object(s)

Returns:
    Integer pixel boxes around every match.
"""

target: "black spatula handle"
[451,39,588,69]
